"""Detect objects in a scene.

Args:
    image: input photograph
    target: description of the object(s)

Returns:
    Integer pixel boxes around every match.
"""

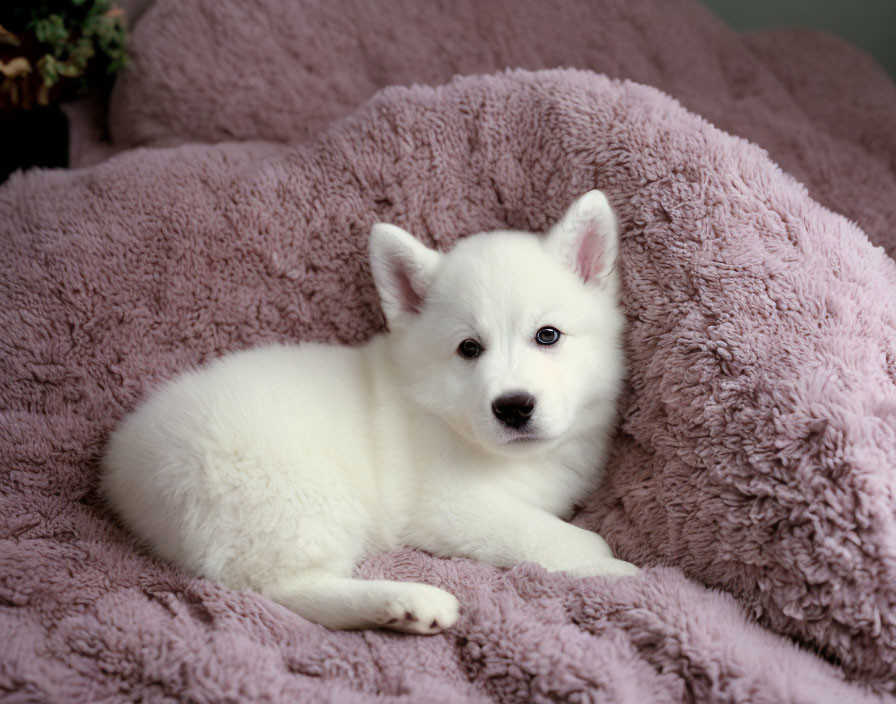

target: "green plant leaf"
[36,54,60,87]
[22,1,131,98]
[31,14,69,51]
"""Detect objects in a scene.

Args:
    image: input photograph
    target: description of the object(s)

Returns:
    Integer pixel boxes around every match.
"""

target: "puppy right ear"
[545,190,618,287]
[369,223,442,325]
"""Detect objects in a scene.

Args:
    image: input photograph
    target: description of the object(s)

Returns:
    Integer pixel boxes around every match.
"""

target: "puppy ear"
[545,190,618,285]
[369,223,442,325]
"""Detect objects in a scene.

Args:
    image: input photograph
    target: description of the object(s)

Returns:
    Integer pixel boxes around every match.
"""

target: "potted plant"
[0,1,129,181]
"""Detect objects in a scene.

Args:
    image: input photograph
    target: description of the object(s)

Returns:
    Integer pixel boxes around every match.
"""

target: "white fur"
[101,190,638,635]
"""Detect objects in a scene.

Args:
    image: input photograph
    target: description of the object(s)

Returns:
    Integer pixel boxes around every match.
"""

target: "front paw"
[380,583,460,635]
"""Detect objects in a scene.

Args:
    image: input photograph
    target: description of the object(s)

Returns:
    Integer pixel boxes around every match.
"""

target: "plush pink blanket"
[3,1,896,702]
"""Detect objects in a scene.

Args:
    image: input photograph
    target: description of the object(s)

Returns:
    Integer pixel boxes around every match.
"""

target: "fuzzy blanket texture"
[3,0,896,702]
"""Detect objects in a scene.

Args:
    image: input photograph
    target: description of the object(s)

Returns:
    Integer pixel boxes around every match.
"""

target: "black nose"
[492,392,536,429]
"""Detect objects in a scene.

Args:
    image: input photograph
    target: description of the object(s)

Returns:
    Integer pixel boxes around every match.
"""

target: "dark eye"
[458,338,482,359]
[535,327,561,345]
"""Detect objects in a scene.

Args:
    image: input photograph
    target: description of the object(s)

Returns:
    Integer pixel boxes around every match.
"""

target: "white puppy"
[101,190,637,635]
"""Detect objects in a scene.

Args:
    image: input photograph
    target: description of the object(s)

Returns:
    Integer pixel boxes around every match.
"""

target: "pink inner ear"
[396,267,424,313]
[576,223,604,282]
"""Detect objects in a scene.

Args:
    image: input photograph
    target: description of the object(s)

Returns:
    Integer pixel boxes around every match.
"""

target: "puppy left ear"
[545,190,618,286]
[369,223,442,326]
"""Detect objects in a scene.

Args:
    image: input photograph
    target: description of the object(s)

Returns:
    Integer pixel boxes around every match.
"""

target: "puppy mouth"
[504,434,541,444]
[485,417,557,451]
[500,429,552,446]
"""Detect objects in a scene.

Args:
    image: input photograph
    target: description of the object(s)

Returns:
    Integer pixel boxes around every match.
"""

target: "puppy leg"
[260,571,460,634]
[412,498,639,577]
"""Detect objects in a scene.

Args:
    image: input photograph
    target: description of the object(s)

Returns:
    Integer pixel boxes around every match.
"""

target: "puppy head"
[369,190,624,456]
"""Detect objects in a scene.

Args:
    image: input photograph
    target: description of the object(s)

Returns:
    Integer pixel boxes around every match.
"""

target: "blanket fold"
[109,0,896,258]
